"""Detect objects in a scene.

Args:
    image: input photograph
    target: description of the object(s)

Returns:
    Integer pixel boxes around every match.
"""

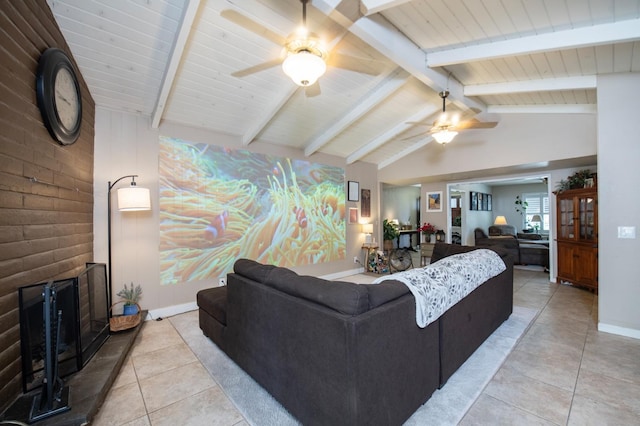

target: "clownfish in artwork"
[204,211,229,241]
[293,206,308,229]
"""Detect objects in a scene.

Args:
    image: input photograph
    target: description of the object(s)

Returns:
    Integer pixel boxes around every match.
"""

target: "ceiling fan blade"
[456,118,498,130]
[305,81,321,97]
[406,120,434,126]
[220,9,286,46]
[231,58,282,78]
[327,53,379,76]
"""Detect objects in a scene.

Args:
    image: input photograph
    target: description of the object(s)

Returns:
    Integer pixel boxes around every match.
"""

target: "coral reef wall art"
[159,136,346,285]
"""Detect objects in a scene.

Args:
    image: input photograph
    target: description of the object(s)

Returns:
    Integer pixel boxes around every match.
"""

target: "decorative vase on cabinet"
[555,187,598,292]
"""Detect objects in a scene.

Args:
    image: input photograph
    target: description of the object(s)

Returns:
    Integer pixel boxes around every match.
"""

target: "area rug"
[171,305,537,425]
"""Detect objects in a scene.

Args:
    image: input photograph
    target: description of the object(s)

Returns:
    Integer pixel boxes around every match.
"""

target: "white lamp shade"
[362,224,373,234]
[531,214,542,222]
[117,187,151,211]
[282,51,326,86]
[433,129,458,144]
[494,215,507,225]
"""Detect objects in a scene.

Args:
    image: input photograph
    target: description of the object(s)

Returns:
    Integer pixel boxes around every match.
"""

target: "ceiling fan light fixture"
[282,50,326,86]
[433,129,458,144]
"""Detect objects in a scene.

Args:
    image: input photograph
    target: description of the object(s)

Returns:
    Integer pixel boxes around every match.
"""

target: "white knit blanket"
[373,249,506,328]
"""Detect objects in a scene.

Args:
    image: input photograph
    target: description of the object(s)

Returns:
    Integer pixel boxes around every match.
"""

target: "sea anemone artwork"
[158,137,345,285]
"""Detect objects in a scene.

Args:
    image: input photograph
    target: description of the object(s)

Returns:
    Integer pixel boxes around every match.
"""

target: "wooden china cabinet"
[556,187,598,292]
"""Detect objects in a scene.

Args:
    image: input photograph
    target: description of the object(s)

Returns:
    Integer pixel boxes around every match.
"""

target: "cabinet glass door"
[579,197,596,240]
[559,197,575,239]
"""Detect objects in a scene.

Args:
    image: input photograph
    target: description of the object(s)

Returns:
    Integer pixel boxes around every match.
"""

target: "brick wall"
[0,0,95,411]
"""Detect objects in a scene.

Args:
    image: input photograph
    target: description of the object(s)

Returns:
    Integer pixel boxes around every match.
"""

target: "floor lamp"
[107,175,151,311]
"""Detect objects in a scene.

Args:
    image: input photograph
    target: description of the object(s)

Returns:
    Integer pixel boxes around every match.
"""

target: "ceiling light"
[433,129,458,144]
[282,50,326,86]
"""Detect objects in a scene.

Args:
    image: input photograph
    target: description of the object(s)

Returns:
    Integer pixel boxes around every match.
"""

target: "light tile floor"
[92,266,640,425]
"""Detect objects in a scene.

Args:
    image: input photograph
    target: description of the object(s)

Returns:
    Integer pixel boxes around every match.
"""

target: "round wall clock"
[36,48,83,145]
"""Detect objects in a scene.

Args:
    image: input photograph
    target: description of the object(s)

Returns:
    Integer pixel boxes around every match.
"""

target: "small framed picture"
[470,192,477,211]
[348,181,359,201]
[361,189,371,217]
[487,194,492,211]
[426,191,443,212]
[348,207,358,224]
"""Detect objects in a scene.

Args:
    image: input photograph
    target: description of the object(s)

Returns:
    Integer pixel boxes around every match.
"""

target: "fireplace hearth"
[18,264,110,393]
[1,264,144,425]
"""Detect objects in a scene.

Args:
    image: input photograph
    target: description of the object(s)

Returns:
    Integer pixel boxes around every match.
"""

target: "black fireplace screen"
[19,263,109,392]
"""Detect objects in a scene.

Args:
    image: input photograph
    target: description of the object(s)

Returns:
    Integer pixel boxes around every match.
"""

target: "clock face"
[54,67,81,132]
[36,48,83,145]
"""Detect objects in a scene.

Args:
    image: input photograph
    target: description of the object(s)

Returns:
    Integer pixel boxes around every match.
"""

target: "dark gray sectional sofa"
[197,243,513,425]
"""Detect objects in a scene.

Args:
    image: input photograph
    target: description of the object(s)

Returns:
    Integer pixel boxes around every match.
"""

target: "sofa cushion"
[365,280,410,308]
[197,286,228,325]
[489,224,516,236]
[517,232,543,240]
[264,267,370,315]
[431,242,480,263]
[234,258,277,283]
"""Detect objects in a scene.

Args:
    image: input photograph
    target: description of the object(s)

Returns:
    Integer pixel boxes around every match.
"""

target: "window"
[523,192,549,232]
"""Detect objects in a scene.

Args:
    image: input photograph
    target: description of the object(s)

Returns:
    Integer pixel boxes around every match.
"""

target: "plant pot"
[123,304,139,316]
[383,239,394,252]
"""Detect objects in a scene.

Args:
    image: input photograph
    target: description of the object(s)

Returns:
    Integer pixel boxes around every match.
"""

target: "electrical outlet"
[354,256,359,264]
[218,278,226,286]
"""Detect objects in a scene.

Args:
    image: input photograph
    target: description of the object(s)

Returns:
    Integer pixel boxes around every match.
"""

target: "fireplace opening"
[18,263,110,393]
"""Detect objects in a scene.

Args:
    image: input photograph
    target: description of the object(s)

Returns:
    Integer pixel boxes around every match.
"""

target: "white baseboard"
[146,301,198,321]
[598,322,640,340]
[144,267,368,321]
[320,267,364,280]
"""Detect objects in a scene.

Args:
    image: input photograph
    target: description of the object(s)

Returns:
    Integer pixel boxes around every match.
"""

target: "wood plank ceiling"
[47,0,640,169]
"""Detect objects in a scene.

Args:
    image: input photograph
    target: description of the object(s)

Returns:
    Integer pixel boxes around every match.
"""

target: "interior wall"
[446,183,492,245]
[491,182,548,232]
[597,73,640,338]
[420,182,448,239]
[378,113,597,185]
[0,1,95,411]
[381,184,420,227]
[93,111,379,315]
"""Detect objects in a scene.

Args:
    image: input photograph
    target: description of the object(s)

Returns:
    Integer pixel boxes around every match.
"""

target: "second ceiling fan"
[408,91,498,144]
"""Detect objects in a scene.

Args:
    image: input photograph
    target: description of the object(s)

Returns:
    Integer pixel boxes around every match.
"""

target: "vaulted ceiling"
[47,0,640,169]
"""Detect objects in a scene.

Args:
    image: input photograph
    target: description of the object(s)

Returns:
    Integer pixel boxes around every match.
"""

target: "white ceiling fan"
[221,0,378,95]
[407,91,498,144]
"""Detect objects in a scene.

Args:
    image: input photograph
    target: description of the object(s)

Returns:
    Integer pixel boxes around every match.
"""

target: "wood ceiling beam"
[151,0,201,129]
[487,104,596,114]
[465,76,597,96]
[428,18,640,67]
[377,136,433,170]
[304,67,409,156]
[313,0,486,113]
[346,104,439,164]
[360,0,411,16]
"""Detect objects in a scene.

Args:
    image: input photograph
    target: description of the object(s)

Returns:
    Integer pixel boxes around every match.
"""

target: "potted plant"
[117,282,142,315]
[382,219,399,251]
[514,195,528,215]
[418,222,437,243]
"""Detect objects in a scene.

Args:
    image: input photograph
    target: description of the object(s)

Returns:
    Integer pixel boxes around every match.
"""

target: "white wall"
[447,182,492,245]
[381,184,420,227]
[597,73,640,338]
[94,109,379,315]
[378,113,596,184]
[491,183,548,232]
